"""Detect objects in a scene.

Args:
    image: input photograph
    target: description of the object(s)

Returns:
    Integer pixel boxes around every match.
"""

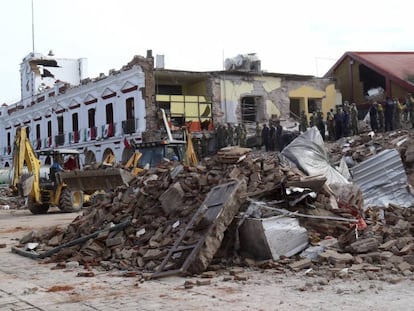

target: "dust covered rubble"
[0,186,25,209]
[13,146,414,282]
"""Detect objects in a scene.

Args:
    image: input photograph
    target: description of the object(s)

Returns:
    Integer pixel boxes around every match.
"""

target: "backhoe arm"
[10,127,42,203]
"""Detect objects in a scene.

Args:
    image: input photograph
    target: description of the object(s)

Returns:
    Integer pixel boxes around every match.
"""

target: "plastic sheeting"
[350,148,414,208]
[281,127,349,186]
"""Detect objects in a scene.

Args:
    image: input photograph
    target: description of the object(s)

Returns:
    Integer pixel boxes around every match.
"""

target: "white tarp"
[281,127,349,186]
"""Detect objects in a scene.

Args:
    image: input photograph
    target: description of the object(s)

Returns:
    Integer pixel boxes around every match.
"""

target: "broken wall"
[211,73,337,125]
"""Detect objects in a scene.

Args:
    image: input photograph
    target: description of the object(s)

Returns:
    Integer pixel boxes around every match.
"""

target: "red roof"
[325,52,414,91]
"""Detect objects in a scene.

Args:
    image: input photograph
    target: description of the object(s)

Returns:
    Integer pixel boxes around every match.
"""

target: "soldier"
[394,97,402,129]
[350,103,359,135]
[222,124,228,147]
[255,122,262,150]
[234,124,242,146]
[343,105,350,137]
[299,110,308,132]
[408,93,414,129]
[326,109,335,141]
[404,93,413,124]
[377,102,384,132]
[335,107,344,139]
[240,124,247,147]
[369,102,379,132]
[268,122,276,151]
[262,123,270,151]
[384,97,394,132]
[316,110,325,140]
[275,120,283,151]
[309,111,317,128]
[227,123,234,146]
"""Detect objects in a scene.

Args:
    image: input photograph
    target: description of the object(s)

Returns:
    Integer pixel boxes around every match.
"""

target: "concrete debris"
[7,126,414,280]
[0,186,25,209]
[239,216,308,260]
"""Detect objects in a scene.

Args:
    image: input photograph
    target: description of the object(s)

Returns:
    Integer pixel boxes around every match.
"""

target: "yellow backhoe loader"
[10,126,136,214]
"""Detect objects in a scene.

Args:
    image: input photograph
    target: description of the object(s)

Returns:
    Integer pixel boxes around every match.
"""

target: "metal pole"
[31,0,35,53]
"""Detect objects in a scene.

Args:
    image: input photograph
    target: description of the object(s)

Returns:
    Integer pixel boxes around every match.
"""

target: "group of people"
[260,120,283,151]
[215,123,248,149]
[369,93,414,132]
[299,102,359,141]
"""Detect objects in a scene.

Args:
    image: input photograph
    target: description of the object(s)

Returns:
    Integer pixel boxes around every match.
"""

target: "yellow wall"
[288,83,337,118]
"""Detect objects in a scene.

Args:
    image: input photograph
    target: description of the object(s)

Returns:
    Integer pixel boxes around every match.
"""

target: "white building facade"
[0,52,156,168]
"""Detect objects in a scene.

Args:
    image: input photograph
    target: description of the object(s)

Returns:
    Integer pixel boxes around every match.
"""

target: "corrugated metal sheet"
[350,149,414,208]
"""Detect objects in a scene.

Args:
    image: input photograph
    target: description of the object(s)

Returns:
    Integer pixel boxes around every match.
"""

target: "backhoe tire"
[28,197,49,214]
[58,188,84,213]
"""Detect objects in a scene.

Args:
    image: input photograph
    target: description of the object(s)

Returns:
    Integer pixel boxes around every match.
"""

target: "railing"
[122,119,136,134]
[55,134,65,146]
[101,123,116,139]
[68,131,80,144]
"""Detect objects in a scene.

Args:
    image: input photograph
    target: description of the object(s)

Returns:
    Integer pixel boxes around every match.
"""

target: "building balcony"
[55,134,65,147]
[122,119,136,135]
[68,131,80,144]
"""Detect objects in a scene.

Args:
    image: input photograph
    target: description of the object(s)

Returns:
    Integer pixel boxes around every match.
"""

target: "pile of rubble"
[11,129,414,280]
[0,186,25,210]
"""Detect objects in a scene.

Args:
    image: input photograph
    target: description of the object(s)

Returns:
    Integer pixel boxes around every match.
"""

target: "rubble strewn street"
[1,126,414,310]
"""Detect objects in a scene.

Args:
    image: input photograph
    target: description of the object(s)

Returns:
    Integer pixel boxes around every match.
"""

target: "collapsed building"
[12,127,414,280]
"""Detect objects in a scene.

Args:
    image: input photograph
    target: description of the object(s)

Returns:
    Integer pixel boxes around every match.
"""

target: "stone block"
[403,254,414,265]
[143,249,165,261]
[379,239,397,251]
[159,182,184,215]
[106,236,125,247]
[348,237,379,253]
[289,258,312,271]
[399,243,414,255]
[398,261,411,272]
[319,249,354,265]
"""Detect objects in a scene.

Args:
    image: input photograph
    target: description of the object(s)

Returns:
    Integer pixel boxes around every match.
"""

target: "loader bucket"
[58,168,136,192]
[17,174,34,197]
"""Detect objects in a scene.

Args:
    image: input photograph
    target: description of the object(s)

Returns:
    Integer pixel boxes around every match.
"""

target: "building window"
[36,124,41,139]
[106,103,113,124]
[47,120,52,137]
[88,108,95,128]
[35,124,41,149]
[123,97,136,134]
[126,97,134,120]
[57,116,64,134]
[241,97,257,122]
[72,113,79,132]
[7,132,11,153]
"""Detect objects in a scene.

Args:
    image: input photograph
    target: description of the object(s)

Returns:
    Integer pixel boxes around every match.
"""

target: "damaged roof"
[325,51,414,91]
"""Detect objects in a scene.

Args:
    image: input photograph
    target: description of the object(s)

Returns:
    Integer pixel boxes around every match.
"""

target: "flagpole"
[31,0,35,53]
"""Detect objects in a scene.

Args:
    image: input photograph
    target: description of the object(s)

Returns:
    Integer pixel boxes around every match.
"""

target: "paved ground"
[0,208,413,311]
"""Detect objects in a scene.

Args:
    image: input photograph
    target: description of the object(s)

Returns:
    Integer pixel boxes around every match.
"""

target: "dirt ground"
[0,208,413,311]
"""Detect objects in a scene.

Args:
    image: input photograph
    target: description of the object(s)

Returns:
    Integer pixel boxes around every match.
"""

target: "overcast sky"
[1,0,413,104]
